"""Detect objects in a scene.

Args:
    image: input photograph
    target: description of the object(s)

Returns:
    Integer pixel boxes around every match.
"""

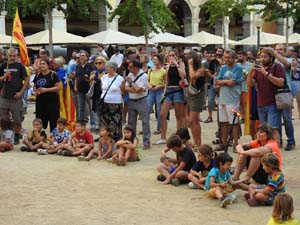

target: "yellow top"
[267,218,300,225]
[148,68,166,86]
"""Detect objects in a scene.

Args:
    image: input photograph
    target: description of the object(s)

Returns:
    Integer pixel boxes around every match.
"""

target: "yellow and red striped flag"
[12,8,30,66]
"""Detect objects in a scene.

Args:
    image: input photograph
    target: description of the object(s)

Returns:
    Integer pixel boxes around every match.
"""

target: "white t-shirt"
[101,74,124,104]
[126,70,148,99]
[110,53,124,67]
[2,129,14,145]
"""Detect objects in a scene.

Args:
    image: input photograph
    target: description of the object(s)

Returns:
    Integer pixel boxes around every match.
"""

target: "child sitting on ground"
[0,119,14,152]
[38,118,70,155]
[20,118,47,152]
[205,152,245,208]
[59,120,93,157]
[266,193,299,225]
[245,153,285,207]
[188,144,216,190]
[158,128,193,182]
[79,127,116,161]
[157,135,196,186]
[112,126,140,166]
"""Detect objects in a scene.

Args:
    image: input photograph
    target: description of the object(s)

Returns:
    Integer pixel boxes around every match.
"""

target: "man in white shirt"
[125,59,151,149]
[110,47,124,68]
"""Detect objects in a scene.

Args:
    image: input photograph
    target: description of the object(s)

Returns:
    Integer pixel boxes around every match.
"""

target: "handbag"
[97,75,118,111]
[272,64,293,110]
[188,83,204,95]
[85,81,95,98]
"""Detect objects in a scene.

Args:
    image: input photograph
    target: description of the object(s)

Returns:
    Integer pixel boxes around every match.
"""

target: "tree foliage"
[249,0,300,22]
[108,0,177,43]
[200,0,250,27]
[0,0,112,18]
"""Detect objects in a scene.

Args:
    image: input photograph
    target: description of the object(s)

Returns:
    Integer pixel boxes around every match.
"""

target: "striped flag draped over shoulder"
[13,8,30,66]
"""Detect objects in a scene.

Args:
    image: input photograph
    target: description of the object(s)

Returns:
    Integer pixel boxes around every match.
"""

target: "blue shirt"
[217,64,243,104]
[51,128,70,144]
[205,167,231,190]
[238,62,251,92]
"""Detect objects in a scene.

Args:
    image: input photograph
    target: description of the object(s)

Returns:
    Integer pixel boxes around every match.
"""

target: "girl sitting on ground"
[266,193,299,225]
[79,127,116,161]
[205,152,246,208]
[112,126,140,166]
[188,144,216,190]
[0,119,14,152]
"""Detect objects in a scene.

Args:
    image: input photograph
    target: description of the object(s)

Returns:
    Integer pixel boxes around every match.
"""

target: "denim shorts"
[255,185,274,206]
[164,88,184,103]
[257,105,281,129]
[291,81,300,97]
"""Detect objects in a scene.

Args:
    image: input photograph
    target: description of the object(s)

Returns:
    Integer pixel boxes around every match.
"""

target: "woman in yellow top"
[266,193,299,225]
[147,54,166,135]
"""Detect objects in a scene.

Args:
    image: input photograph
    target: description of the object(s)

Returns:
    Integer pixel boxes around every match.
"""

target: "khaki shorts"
[207,184,234,198]
[0,97,23,123]
[218,103,240,124]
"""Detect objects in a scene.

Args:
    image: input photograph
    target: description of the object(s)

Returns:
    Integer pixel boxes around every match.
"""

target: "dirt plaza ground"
[0,103,299,225]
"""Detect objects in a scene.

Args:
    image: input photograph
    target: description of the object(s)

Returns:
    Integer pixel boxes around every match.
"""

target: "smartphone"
[255,61,260,69]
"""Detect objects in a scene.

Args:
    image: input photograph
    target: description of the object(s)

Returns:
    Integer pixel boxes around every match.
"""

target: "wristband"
[265,72,270,77]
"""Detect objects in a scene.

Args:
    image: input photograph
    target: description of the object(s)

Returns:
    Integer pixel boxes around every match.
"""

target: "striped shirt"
[266,171,285,196]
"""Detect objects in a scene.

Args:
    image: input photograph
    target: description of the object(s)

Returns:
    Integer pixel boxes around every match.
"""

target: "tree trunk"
[47,6,53,58]
[222,16,227,49]
[285,0,289,55]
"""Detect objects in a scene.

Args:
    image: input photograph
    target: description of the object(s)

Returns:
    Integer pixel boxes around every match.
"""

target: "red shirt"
[253,63,285,107]
[249,139,283,168]
[74,130,94,144]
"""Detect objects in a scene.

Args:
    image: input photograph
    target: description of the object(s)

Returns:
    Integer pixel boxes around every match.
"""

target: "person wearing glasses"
[0,48,29,145]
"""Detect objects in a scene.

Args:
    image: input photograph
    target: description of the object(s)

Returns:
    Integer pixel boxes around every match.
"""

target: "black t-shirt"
[191,159,216,177]
[177,147,197,172]
[0,62,27,99]
[167,66,181,86]
[208,59,221,84]
[76,63,93,94]
[33,71,60,101]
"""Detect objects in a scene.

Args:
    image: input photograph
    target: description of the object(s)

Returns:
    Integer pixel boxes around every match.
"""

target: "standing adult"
[215,49,243,152]
[33,59,61,132]
[68,50,78,68]
[154,49,186,145]
[74,50,93,123]
[0,48,29,144]
[96,44,108,59]
[110,47,124,68]
[291,58,300,119]
[99,61,125,141]
[247,47,285,146]
[274,44,295,151]
[186,51,206,149]
[0,48,5,66]
[237,51,252,122]
[125,59,151,149]
[147,54,166,135]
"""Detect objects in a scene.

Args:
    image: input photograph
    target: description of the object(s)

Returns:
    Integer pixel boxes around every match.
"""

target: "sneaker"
[214,145,226,152]
[37,149,48,155]
[62,150,73,156]
[14,134,21,145]
[188,182,199,189]
[171,178,181,186]
[153,139,166,145]
[157,175,166,182]
[285,144,295,151]
[106,158,113,163]
[220,196,232,208]
[20,146,28,152]
[226,194,238,204]
[78,156,90,161]
[204,117,213,123]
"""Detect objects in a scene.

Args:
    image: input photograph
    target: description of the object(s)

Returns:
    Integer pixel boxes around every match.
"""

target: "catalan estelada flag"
[12,8,30,66]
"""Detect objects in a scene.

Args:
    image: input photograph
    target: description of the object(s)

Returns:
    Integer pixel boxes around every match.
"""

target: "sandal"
[153,130,161,135]
[204,117,213,123]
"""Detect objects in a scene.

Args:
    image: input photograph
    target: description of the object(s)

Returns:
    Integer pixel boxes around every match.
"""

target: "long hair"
[189,51,202,71]
[123,125,136,143]
[272,193,294,223]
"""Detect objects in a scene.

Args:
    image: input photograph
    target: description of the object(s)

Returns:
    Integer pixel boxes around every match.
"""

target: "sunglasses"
[95,62,103,65]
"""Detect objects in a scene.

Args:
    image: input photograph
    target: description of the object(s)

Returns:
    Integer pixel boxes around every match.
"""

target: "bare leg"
[220,122,229,146]
[157,164,171,178]
[273,129,280,147]
[160,102,172,140]
[232,124,239,146]
[175,171,189,182]
[189,111,201,146]
[241,157,261,183]
[173,102,184,130]
[232,154,247,180]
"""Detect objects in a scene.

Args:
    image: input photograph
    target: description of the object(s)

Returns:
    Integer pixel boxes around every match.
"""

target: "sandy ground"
[0,103,299,225]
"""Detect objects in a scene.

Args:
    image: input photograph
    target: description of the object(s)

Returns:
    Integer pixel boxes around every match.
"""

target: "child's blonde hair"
[33,118,42,125]
[261,153,280,170]
[272,193,294,223]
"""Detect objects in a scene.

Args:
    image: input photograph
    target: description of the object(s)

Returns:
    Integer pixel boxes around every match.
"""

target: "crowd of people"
[0,42,299,222]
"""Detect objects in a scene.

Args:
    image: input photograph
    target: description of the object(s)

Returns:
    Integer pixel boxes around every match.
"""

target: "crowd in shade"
[0,42,300,221]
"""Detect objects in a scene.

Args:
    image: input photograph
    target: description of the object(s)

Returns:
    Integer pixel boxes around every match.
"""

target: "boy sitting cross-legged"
[20,118,47,152]
[37,118,70,155]
[58,120,94,157]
